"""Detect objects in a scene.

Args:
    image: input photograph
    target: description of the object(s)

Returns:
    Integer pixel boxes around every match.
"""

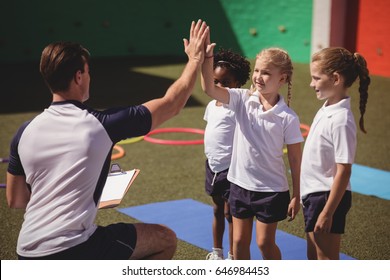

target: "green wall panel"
[0,0,312,63]
[219,0,312,62]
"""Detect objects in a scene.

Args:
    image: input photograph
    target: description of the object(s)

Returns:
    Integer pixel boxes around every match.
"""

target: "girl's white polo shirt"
[300,97,357,199]
[226,88,304,192]
[204,100,236,172]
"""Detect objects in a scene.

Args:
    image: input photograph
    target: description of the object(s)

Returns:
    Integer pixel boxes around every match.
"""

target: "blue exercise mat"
[118,199,354,260]
[351,164,390,200]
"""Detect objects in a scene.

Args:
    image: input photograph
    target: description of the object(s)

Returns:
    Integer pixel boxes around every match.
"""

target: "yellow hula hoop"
[118,136,144,145]
[111,144,126,160]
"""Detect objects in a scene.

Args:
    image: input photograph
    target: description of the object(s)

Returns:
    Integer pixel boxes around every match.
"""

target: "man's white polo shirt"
[300,97,357,199]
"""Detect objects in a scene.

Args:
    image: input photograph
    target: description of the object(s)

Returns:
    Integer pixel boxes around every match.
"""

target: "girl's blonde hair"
[312,47,370,133]
[252,47,293,106]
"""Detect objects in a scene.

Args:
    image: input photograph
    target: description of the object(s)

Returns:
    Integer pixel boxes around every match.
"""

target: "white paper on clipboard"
[98,164,140,209]
[100,169,137,201]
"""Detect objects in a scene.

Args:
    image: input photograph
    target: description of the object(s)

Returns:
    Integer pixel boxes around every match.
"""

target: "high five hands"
[183,19,216,63]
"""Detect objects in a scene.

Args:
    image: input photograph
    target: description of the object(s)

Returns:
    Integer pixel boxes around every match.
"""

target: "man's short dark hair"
[40,42,90,92]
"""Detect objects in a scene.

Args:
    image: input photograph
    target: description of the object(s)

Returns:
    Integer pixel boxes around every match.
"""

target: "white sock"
[212,247,223,257]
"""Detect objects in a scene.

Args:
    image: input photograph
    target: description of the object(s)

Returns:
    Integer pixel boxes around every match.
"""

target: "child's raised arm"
[201,29,230,104]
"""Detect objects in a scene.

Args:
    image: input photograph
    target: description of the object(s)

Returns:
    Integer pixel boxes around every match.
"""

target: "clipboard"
[98,163,140,209]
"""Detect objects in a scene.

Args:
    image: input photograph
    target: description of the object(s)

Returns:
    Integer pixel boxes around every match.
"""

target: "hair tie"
[216,60,238,69]
[339,49,355,65]
[353,53,360,63]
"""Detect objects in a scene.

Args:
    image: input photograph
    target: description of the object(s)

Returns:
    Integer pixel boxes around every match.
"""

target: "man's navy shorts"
[229,183,290,223]
[302,190,352,234]
[18,223,137,260]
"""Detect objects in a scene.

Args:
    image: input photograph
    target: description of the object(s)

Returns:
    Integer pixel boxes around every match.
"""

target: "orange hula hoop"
[300,123,310,138]
[283,123,310,154]
[111,144,126,160]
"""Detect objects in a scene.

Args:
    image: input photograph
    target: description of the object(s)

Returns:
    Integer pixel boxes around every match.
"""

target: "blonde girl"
[202,33,303,260]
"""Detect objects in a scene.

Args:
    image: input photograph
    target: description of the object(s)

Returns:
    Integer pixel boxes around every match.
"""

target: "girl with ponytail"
[300,47,370,259]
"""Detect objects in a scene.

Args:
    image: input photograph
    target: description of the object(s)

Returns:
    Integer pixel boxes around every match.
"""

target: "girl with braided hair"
[202,32,303,260]
[204,48,250,260]
[300,47,370,260]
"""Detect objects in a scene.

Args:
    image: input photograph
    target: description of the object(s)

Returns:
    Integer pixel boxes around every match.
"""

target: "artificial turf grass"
[105,107,390,260]
[1,62,389,260]
[1,106,390,260]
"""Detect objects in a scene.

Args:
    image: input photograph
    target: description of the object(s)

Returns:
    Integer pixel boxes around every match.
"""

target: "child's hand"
[314,211,332,233]
[204,25,216,58]
[287,196,300,221]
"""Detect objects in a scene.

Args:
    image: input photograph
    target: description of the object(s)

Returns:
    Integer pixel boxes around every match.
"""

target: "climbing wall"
[218,0,313,63]
[0,0,313,63]
[355,0,390,77]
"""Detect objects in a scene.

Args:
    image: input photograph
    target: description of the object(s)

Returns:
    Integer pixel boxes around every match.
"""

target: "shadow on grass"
[0,56,203,114]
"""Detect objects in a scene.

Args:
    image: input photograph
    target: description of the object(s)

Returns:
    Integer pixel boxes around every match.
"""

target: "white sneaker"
[206,248,223,260]
[225,252,234,260]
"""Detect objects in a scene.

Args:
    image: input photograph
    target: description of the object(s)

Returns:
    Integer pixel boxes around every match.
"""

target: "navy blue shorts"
[205,160,231,201]
[18,223,137,260]
[229,183,290,223]
[302,191,352,234]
